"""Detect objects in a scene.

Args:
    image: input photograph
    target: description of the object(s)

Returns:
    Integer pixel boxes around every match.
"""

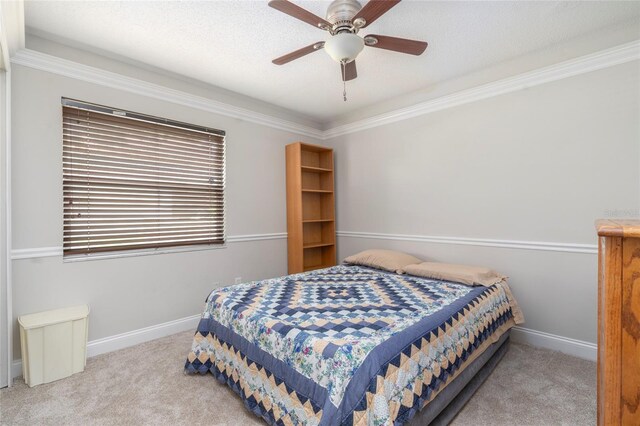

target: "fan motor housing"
[326,0,362,33]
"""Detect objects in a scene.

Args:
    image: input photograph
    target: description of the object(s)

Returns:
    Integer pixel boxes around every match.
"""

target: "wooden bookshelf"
[286,142,336,274]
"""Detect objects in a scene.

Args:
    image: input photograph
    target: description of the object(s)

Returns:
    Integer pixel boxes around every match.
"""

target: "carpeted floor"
[0,331,596,425]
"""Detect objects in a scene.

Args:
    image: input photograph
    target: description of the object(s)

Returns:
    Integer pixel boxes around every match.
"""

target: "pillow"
[343,249,422,274]
[404,262,506,286]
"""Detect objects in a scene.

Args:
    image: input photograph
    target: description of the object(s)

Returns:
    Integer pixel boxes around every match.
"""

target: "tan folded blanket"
[404,262,507,286]
[404,261,524,324]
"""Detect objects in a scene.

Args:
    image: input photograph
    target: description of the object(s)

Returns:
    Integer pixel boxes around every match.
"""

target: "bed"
[185,264,523,425]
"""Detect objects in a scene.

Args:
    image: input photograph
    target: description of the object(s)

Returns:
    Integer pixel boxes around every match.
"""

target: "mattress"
[185,265,522,425]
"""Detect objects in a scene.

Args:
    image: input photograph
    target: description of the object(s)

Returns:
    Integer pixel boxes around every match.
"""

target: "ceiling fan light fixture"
[324,33,364,63]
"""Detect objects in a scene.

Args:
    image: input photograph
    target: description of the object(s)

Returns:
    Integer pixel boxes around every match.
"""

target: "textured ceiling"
[24,1,640,123]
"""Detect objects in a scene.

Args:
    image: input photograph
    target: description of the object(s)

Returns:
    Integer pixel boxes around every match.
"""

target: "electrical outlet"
[235,277,242,284]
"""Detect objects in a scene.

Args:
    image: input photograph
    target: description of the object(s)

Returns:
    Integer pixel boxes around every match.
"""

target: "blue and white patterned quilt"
[186,265,521,425]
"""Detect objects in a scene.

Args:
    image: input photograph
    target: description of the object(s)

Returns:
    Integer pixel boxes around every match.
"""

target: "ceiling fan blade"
[268,0,331,30]
[364,34,428,55]
[272,42,324,65]
[342,61,357,81]
[352,0,401,28]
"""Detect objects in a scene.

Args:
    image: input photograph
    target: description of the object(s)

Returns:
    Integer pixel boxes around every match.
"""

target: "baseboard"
[11,317,596,379]
[511,326,597,362]
[12,313,201,379]
[85,314,201,357]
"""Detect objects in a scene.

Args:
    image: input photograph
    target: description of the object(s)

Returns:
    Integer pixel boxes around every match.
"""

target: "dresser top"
[596,219,640,238]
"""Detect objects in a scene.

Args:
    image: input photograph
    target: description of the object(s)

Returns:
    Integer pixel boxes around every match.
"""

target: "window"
[62,98,225,258]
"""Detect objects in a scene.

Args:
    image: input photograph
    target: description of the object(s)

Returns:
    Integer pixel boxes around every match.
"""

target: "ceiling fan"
[269,0,428,100]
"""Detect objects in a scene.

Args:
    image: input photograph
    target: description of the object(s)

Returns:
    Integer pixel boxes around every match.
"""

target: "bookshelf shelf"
[301,166,332,173]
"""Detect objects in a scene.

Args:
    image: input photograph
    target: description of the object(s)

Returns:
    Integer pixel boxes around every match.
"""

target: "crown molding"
[324,39,640,139]
[9,40,640,141]
[336,231,597,254]
[11,232,287,260]
[10,49,324,140]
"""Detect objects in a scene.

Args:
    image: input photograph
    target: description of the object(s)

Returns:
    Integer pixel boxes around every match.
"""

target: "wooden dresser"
[596,219,640,425]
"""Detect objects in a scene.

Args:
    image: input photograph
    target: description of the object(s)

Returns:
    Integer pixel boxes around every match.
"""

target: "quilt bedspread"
[185,265,521,425]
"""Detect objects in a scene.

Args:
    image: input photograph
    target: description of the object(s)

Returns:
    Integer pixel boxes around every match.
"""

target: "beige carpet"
[0,331,595,425]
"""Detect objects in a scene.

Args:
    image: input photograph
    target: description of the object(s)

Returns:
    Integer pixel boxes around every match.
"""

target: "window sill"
[62,243,227,263]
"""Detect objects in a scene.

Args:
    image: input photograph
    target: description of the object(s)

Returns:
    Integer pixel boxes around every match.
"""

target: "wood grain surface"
[597,218,640,425]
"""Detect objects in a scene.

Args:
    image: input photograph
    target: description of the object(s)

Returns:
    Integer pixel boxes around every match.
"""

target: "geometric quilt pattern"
[210,266,473,344]
[186,265,520,425]
[345,287,515,425]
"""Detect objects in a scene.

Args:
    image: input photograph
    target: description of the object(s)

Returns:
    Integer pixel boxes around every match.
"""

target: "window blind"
[62,99,225,257]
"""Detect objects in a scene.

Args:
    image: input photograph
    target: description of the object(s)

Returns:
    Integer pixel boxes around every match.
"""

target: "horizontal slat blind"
[63,101,225,257]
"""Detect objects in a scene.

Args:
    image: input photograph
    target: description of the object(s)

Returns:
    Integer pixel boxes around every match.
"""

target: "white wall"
[10,59,323,359]
[9,34,639,365]
[327,61,640,346]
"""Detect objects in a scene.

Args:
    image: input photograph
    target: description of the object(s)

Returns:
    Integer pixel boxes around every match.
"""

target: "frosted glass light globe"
[324,33,364,63]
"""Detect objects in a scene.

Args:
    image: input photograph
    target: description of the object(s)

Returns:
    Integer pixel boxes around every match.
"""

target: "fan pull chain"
[341,61,347,102]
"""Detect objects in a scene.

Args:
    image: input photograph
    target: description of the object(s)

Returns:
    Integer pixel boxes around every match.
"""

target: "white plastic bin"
[18,305,89,387]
